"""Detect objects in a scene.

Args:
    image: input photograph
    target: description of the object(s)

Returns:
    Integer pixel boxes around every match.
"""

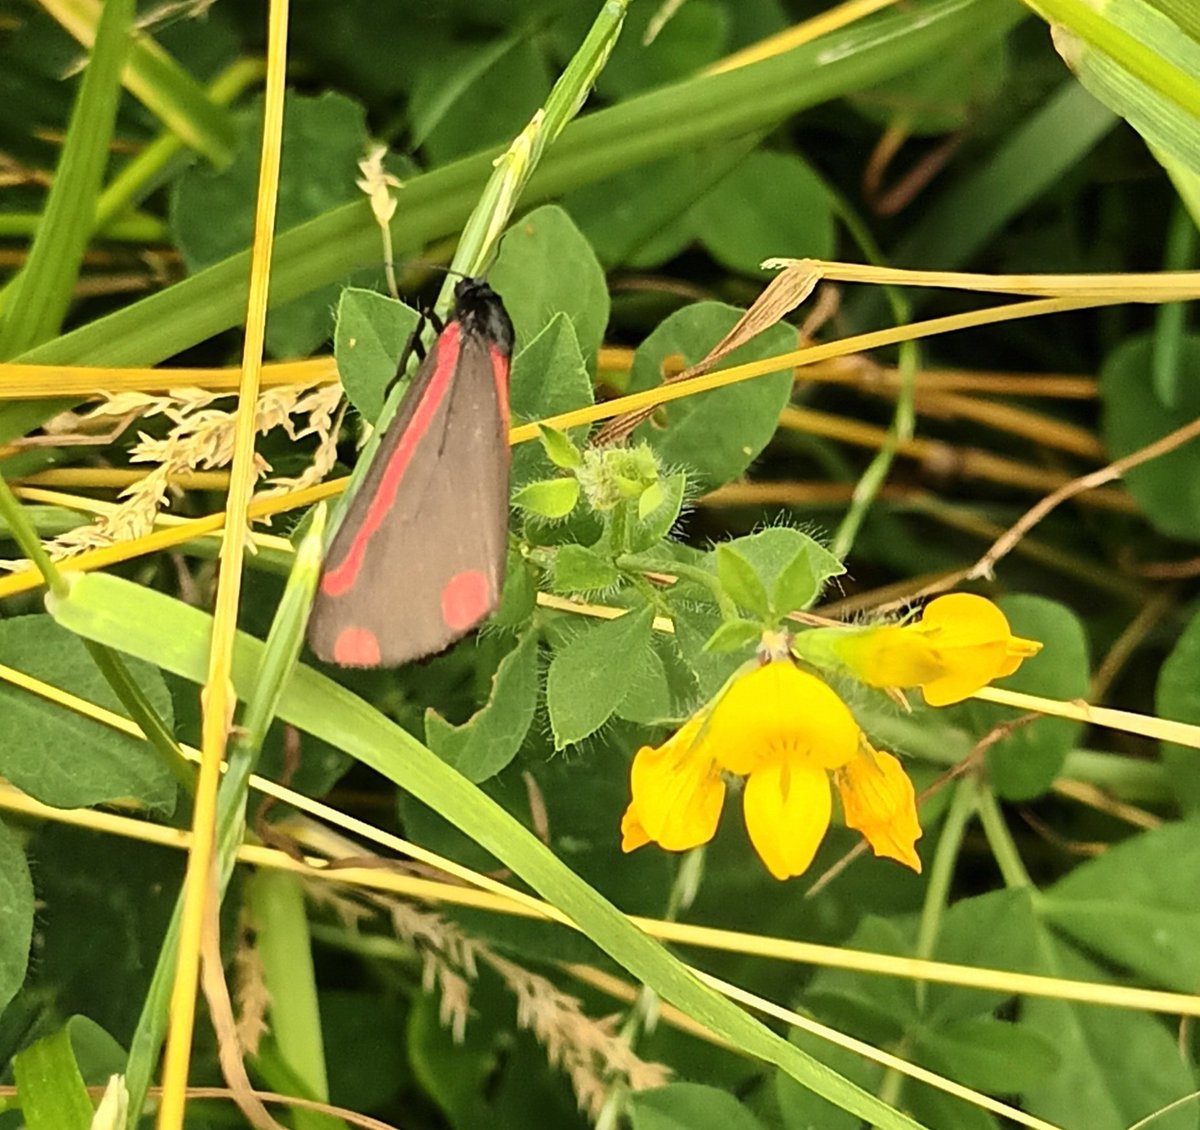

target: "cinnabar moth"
[308,277,515,667]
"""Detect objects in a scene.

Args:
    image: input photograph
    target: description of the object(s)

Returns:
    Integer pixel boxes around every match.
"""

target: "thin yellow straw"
[156,1,289,1124]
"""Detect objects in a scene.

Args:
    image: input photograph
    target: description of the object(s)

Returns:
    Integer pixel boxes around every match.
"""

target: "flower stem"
[977,783,1033,889]
[914,775,977,1007]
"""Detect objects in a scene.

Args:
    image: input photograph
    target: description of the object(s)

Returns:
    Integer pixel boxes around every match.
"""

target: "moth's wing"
[309,332,510,667]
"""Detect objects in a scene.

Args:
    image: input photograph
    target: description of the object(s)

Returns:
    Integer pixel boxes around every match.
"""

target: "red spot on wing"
[321,323,464,598]
[441,569,492,631]
[333,626,382,666]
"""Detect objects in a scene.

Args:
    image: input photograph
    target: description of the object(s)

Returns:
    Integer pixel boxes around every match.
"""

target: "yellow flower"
[835,747,922,871]
[620,661,921,880]
[831,593,1043,706]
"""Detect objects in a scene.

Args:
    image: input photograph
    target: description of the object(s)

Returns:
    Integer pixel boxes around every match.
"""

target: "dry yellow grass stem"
[705,0,899,74]
[694,969,1063,1130]
[769,259,1200,302]
[0,355,336,399]
[157,1,290,1123]
[976,686,1200,750]
[597,345,1099,400]
[775,404,1131,507]
[18,467,233,490]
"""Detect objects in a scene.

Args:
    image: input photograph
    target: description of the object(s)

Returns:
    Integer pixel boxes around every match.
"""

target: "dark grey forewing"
[308,333,509,666]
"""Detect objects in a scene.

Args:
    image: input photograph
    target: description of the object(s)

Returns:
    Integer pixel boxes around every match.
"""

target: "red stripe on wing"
[321,322,464,598]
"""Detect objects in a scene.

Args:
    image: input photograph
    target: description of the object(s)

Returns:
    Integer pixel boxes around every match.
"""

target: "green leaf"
[1101,332,1200,540]
[716,545,771,620]
[547,605,654,748]
[245,870,329,1107]
[425,631,539,782]
[629,472,688,553]
[631,1083,766,1130]
[12,1025,93,1130]
[692,151,834,275]
[771,540,837,618]
[1156,601,1200,810]
[552,544,620,594]
[616,633,700,725]
[406,987,498,1125]
[511,477,581,519]
[889,80,1115,277]
[27,823,183,1047]
[333,288,421,423]
[0,616,176,813]
[953,595,1088,800]
[730,528,843,599]
[170,90,372,356]
[0,817,33,1015]
[625,303,795,490]
[509,313,594,490]
[0,0,133,358]
[915,1017,1057,1095]
[1040,821,1200,993]
[537,423,583,469]
[703,619,762,654]
[672,596,748,700]
[565,144,757,269]
[492,549,539,630]
[775,1025,879,1130]
[1019,931,1195,1130]
[922,889,1041,1024]
[637,480,666,521]
[490,204,610,370]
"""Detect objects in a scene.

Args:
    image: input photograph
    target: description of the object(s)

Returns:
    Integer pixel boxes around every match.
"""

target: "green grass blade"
[0,0,135,358]
[38,0,238,165]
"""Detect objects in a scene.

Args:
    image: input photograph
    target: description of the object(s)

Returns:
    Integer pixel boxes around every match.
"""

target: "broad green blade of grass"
[0,0,134,358]
[39,0,238,165]
[1026,0,1200,126]
[48,570,930,1130]
[0,0,1015,445]
[1050,0,1200,177]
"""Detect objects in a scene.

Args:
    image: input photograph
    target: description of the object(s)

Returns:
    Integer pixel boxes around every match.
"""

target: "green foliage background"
[1,1,1199,1129]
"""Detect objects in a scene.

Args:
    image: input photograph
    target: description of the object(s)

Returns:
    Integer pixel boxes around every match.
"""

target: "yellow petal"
[622,720,725,853]
[742,759,832,880]
[833,594,1043,706]
[919,594,1042,706]
[620,805,651,852]
[705,661,861,775]
[836,749,922,872]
